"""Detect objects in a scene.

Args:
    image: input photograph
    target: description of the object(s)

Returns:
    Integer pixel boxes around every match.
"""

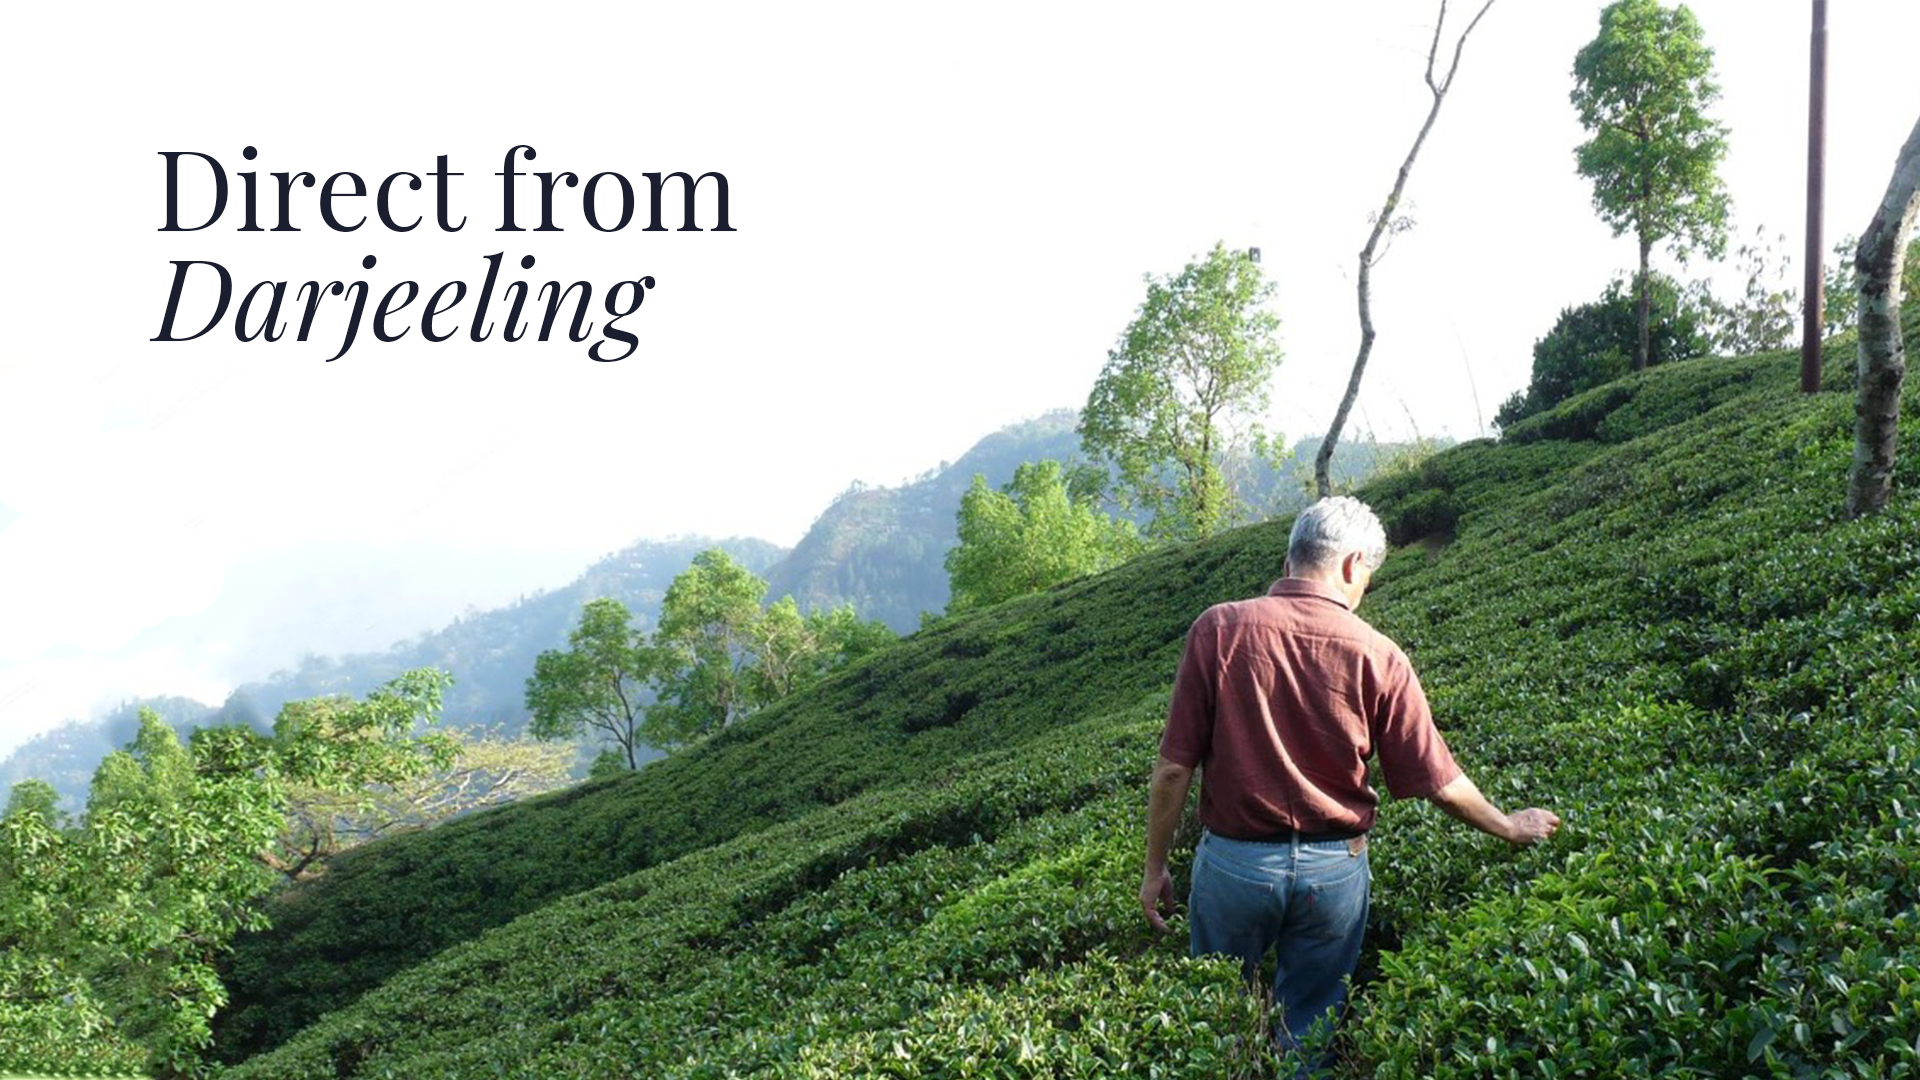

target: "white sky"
[2,0,1917,757]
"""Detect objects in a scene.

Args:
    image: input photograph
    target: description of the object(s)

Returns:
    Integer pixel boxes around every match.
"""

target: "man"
[1139,496,1559,1061]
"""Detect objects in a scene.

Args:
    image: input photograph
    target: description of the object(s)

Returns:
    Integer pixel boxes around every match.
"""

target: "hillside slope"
[225,328,1920,1077]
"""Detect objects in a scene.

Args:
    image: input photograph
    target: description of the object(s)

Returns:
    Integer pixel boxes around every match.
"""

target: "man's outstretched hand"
[1140,866,1177,933]
[1506,807,1562,845]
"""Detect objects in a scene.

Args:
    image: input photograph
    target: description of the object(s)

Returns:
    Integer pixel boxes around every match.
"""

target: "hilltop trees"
[527,551,893,758]
[944,460,1142,614]
[1571,0,1730,372]
[0,672,457,1077]
[1497,274,1710,428]
[1080,242,1284,541]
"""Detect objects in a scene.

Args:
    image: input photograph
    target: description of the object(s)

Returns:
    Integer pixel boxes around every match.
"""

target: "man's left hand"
[1140,866,1177,933]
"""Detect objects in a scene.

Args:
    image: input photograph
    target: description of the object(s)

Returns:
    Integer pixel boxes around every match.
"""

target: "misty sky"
[2,0,1917,756]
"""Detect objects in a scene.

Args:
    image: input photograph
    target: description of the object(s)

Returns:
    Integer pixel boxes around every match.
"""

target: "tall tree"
[1846,112,1920,518]
[1080,242,1284,541]
[525,598,656,770]
[1571,0,1731,372]
[944,460,1143,613]
[1314,0,1497,497]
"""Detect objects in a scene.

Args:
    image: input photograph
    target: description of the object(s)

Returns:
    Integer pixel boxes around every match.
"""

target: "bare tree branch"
[1315,0,1497,497]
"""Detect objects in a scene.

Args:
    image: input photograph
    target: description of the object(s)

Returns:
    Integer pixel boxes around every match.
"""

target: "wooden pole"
[1801,0,1828,393]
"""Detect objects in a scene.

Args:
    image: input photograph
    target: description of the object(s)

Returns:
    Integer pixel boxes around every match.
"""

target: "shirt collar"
[1267,576,1354,611]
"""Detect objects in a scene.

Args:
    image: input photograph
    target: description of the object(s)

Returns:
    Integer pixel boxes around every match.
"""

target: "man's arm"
[1140,755,1194,933]
[1427,771,1560,845]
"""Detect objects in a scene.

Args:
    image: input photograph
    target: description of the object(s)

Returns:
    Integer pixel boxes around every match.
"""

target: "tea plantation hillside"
[224,325,1920,1077]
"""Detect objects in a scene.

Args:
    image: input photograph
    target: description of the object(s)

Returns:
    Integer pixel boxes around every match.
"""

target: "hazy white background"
[2,0,1916,755]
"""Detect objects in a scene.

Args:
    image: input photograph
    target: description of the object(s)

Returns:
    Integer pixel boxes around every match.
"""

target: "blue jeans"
[1188,829,1370,1069]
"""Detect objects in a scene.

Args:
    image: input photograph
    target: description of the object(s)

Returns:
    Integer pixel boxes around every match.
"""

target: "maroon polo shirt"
[1158,576,1462,838]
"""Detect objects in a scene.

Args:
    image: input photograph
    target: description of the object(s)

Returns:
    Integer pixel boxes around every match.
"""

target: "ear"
[1281,555,1292,577]
[1341,550,1365,584]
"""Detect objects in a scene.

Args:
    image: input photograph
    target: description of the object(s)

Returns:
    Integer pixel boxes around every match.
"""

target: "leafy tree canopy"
[1079,242,1284,541]
[944,460,1143,614]
[1571,0,1730,371]
[528,552,894,757]
[1497,273,1711,429]
[1571,0,1730,261]
[0,671,455,1077]
[525,597,658,770]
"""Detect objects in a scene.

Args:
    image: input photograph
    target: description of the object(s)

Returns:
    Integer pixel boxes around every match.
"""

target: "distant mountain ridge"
[0,414,1086,807]
[765,410,1086,628]
[0,411,1421,809]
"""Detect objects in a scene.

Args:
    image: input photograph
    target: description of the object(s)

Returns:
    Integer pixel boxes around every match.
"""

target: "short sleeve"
[1371,648,1462,799]
[1158,613,1216,768]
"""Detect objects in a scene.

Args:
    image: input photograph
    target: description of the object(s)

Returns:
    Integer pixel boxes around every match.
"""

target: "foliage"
[524,597,658,769]
[645,549,772,745]
[274,728,574,883]
[1571,0,1730,367]
[207,302,1920,1078]
[764,411,1089,629]
[1696,224,1798,355]
[943,460,1143,614]
[526,553,895,759]
[242,538,788,745]
[748,597,896,704]
[1080,242,1285,541]
[1496,273,1710,428]
[0,671,455,1078]
[1826,233,1920,338]
[1571,0,1730,261]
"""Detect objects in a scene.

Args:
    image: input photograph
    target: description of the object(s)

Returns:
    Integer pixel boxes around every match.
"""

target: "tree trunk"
[1846,112,1920,518]
[1315,0,1496,497]
[1634,234,1653,371]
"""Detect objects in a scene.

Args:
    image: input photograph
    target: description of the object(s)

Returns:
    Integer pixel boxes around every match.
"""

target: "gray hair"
[1288,496,1387,571]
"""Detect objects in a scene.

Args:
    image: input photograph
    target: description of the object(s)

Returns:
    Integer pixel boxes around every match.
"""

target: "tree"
[1571,0,1731,372]
[0,672,455,1078]
[1080,242,1284,540]
[645,549,769,746]
[1826,232,1920,341]
[1698,225,1797,355]
[273,728,573,883]
[746,597,893,705]
[1496,273,1711,429]
[1846,112,1920,518]
[1314,0,1497,497]
[525,598,657,770]
[943,460,1142,613]
[529,553,896,758]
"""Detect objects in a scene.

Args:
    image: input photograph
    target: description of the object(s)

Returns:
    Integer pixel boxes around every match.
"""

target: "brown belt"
[1212,825,1366,844]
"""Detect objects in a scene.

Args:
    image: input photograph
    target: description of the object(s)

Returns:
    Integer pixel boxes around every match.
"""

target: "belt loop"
[1289,830,1299,860]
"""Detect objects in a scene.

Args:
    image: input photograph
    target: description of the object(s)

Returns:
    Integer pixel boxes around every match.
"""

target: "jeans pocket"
[1195,847,1277,895]
[1305,852,1369,895]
